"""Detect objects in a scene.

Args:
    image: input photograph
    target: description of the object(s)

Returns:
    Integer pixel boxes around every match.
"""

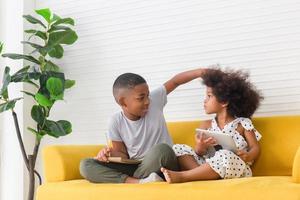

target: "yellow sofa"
[37,116,300,200]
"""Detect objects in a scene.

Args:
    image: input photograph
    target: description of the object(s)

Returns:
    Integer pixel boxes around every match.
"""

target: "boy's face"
[203,87,224,114]
[121,83,150,120]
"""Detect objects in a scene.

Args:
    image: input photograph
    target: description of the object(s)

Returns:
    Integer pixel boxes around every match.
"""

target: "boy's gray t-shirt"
[107,85,173,160]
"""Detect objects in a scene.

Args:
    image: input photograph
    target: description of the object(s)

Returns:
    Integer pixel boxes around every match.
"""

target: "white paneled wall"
[0,1,26,199]
[33,0,300,149]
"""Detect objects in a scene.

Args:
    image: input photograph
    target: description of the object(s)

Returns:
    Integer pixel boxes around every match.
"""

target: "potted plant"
[0,8,78,200]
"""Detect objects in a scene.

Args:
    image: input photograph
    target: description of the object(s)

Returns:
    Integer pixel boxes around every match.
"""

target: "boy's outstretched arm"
[164,68,206,95]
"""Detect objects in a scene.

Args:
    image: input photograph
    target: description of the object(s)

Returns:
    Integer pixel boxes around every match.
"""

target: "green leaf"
[25,80,39,88]
[46,77,64,100]
[57,120,72,134]
[45,120,68,138]
[23,15,46,28]
[44,61,60,72]
[27,127,44,141]
[0,98,22,113]
[21,41,43,49]
[0,42,3,54]
[42,106,50,117]
[37,46,51,56]
[35,93,53,106]
[10,65,40,82]
[48,30,78,46]
[35,31,47,40]
[27,127,38,134]
[25,30,47,40]
[65,79,75,89]
[38,71,65,97]
[48,25,71,33]
[48,45,64,58]
[25,29,37,33]
[39,44,64,58]
[2,53,40,64]
[0,67,11,99]
[51,14,61,23]
[35,8,51,23]
[21,90,35,98]
[31,105,45,124]
[1,89,8,100]
[0,101,14,112]
[10,66,40,83]
[11,71,41,83]
[52,17,74,26]
[14,65,30,74]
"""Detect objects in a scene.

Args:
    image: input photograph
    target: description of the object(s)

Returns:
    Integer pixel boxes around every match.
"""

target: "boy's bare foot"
[160,167,183,183]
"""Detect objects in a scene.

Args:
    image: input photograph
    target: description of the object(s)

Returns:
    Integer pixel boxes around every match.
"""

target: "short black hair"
[202,68,263,118]
[113,73,146,100]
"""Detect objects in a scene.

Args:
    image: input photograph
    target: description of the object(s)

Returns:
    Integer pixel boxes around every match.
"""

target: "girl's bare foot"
[160,167,183,183]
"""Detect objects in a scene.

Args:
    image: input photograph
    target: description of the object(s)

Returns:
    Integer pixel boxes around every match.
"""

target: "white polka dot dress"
[173,117,262,179]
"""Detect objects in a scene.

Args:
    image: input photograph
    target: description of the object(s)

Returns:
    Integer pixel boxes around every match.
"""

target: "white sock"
[139,172,164,184]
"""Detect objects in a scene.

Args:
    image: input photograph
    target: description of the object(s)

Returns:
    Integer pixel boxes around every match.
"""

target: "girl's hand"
[236,150,252,162]
[194,133,217,155]
[94,147,111,162]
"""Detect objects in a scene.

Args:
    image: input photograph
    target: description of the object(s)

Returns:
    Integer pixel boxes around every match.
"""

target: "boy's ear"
[118,96,126,107]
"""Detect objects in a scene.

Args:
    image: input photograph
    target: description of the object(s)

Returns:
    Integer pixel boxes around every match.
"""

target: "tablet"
[195,128,237,152]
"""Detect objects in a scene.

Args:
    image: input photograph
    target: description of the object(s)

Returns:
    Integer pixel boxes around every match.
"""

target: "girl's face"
[203,87,224,114]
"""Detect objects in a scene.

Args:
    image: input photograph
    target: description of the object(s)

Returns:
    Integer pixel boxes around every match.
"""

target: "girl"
[161,68,264,183]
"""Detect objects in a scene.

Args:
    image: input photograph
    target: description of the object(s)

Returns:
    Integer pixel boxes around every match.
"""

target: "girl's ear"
[221,101,229,108]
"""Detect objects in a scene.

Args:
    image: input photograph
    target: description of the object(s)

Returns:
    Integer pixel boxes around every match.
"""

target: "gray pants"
[79,143,179,183]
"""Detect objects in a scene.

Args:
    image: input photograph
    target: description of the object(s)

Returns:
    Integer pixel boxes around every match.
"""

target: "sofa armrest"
[42,145,104,183]
[292,146,300,183]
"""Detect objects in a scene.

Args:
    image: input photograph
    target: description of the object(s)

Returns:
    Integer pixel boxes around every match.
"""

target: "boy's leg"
[133,143,179,179]
[80,158,138,183]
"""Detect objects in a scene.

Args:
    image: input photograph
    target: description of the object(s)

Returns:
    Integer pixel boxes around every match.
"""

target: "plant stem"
[28,155,35,200]
[12,111,29,168]
[12,111,42,185]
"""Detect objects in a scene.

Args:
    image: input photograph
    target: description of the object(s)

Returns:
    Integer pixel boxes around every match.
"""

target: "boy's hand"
[164,68,207,95]
[94,147,111,162]
[236,150,252,163]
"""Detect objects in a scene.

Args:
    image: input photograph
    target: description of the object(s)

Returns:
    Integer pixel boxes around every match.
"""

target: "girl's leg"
[177,155,199,171]
[161,163,220,183]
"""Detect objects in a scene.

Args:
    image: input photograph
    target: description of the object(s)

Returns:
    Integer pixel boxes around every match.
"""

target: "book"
[195,128,237,152]
[108,157,142,164]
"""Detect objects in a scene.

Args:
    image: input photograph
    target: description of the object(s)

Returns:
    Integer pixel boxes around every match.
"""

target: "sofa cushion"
[37,176,300,200]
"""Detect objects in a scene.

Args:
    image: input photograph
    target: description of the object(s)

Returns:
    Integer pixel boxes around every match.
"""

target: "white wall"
[0,0,25,200]
[35,0,300,147]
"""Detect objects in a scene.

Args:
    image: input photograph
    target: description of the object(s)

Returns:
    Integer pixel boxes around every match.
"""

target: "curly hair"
[202,67,263,118]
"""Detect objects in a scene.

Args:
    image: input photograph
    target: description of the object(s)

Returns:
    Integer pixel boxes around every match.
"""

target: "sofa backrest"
[42,115,300,182]
[43,145,102,182]
[167,115,300,176]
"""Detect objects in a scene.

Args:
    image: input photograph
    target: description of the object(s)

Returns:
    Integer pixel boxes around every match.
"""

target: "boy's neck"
[122,110,141,121]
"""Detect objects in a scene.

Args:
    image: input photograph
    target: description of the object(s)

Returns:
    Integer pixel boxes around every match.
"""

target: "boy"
[80,68,206,183]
